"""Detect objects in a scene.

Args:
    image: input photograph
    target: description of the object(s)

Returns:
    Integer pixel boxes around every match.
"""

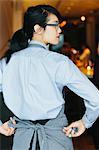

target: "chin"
[52,41,59,45]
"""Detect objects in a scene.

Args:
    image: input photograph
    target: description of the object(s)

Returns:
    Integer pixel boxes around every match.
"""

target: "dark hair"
[5,5,62,63]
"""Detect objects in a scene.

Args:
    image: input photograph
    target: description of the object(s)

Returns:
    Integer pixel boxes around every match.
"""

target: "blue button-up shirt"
[0,40,99,128]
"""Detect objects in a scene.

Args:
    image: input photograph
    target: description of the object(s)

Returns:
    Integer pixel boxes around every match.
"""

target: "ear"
[34,24,43,34]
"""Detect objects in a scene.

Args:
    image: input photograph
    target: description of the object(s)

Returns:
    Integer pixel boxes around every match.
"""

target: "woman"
[0,5,99,150]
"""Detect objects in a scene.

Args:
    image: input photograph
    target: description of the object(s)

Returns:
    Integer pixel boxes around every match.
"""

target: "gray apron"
[9,105,74,150]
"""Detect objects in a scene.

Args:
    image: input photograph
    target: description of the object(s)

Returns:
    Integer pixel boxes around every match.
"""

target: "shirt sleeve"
[0,58,6,92]
[55,56,99,128]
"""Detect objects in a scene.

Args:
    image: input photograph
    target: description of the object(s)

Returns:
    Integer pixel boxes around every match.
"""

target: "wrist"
[81,119,86,130]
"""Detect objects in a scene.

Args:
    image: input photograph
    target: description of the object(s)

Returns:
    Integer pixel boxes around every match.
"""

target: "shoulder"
[0,58,6,71]
[9,47,35,64]
[45,51,71,65]
[12,47,32,57]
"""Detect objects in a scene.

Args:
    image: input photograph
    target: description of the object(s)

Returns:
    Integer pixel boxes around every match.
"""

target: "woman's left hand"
[63,119,86,137]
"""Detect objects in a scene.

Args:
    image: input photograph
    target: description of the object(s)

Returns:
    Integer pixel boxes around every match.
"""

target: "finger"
[63,126,79,137]
[10,117,16,125]
[64,122,77,131]
[71,127,79,135]
[71,128,76,135]
[63,128,73,137]
[67,128,76,137]
[8,129,15,135]
[63,123,76,134]
[5,128,15,136]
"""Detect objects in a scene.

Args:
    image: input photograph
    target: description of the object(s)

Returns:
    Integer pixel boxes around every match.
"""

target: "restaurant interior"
[0,0,99,149]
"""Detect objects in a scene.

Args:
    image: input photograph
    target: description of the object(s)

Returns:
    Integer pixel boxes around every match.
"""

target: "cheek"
[46,30,57,44]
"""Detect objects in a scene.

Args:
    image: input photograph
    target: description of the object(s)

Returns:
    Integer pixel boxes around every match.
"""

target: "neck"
[32,34,47,45]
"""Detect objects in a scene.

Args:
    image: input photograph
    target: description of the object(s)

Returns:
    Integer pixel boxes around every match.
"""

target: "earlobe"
[34,24,43,34]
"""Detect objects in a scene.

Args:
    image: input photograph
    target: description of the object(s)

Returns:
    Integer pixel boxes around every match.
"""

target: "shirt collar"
[29,40,49,50]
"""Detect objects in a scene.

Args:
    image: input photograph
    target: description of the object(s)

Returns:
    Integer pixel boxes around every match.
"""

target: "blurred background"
[0,0,99,149]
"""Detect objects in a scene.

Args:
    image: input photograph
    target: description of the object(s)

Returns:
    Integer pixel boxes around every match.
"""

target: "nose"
[58,26,62,34]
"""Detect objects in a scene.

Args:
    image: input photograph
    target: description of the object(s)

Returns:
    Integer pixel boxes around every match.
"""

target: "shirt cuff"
[0,120,3,126]
[0,85,2,92]
[82,105,99,128]
[82,113,99,129]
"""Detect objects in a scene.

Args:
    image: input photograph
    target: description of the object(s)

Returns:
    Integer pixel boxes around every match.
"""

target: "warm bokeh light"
[81,16,86,21]
[60,20,67,27]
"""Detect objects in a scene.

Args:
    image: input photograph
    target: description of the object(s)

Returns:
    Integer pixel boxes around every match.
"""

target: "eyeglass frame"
[45,23,61,30]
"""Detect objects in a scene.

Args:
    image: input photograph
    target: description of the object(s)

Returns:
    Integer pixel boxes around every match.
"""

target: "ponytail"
[5,29,28,63]
[5,10,35,63]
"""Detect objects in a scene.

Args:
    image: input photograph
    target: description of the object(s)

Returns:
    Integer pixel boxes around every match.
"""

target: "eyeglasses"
[45,23,61,31]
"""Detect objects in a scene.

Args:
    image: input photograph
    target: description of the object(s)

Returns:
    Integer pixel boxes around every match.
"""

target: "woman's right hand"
[0,118,16,136]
